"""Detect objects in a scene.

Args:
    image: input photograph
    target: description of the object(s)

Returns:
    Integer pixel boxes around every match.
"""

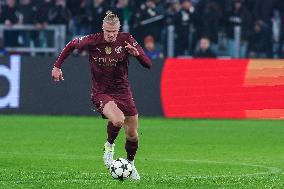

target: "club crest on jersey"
[105,46,112,54]
[115,46,123,54]
[133,41,138,47]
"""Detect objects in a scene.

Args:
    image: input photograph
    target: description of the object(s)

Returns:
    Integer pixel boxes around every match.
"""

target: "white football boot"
[103,141,115,169]
[129,161,140,180]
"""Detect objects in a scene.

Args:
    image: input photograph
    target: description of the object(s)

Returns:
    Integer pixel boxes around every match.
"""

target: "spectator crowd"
[0,0,284,59]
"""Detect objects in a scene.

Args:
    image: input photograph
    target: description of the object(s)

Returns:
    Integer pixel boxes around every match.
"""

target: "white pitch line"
[145,158,282,178]
[0,179,104,184]
[0,151,98,160]
[0,152,282,179]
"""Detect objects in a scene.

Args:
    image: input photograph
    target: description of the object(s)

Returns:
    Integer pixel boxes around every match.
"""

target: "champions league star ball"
[110,158,133,180]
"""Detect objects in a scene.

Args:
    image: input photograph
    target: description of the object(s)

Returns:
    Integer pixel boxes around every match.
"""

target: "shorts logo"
[115,46,123,54]
[99,101,103,109]
[105,46,112,54]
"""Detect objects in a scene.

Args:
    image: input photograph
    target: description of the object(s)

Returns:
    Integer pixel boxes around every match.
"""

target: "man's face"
[200,38,210,50]
[254,24,261,33]
[118,0,128,7]
[235,2,241,10]
[94,0,103,5]
[103,23,120,43]
[182,1,192,10]
[57,0,65,6]
[146,0,156,9]
[172,2,181,12]
[6,0,15,7]
[145,41,155,51]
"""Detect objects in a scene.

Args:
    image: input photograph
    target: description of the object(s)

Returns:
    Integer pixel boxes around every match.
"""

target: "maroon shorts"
[91,93,138,118]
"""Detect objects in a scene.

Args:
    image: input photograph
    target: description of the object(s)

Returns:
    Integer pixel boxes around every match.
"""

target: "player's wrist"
[53,66,61,70]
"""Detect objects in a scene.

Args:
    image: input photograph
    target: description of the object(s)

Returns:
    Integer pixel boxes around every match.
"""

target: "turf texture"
[0,115,283,188]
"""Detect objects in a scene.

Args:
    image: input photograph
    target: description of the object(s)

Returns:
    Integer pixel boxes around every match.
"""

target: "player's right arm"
[52,35,95,81]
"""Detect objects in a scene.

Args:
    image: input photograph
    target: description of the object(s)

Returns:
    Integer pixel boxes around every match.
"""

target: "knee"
[126,132,138,142]
[112,115,125,127]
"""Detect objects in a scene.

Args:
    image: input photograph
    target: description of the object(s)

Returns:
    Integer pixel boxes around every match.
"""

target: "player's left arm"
[125,34,152,69]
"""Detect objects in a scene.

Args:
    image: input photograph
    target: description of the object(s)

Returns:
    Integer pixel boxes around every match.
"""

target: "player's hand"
[52,67,64,81]
[125,41,139,56]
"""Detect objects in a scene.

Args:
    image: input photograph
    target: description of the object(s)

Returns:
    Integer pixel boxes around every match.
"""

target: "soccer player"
[51,11,152,180]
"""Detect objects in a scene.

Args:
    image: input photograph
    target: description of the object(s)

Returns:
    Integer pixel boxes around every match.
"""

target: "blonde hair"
[103,11,120,26]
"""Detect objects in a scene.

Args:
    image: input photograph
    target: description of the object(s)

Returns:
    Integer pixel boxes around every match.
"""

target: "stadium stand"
[0,0,283,58]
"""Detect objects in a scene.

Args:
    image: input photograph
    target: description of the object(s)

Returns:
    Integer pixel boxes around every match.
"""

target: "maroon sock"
[107,121,121,144]
[125,140,138,161]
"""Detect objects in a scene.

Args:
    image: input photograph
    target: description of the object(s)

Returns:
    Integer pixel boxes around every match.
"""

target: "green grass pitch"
[0,115,283,189]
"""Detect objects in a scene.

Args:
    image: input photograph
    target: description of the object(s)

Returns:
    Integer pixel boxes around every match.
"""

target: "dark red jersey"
[54,32,152,95]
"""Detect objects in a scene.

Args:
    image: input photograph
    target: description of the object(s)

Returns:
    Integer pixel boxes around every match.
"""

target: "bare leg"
[102,101,125,168]
[103,101,125,127]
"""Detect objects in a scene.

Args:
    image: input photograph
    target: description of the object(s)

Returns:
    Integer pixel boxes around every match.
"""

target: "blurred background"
[1,0,284,119]
[0,0,284,59]
[1,1,284,188]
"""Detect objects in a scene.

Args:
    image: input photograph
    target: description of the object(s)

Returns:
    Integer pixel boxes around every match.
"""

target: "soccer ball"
[110,158,133,180]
